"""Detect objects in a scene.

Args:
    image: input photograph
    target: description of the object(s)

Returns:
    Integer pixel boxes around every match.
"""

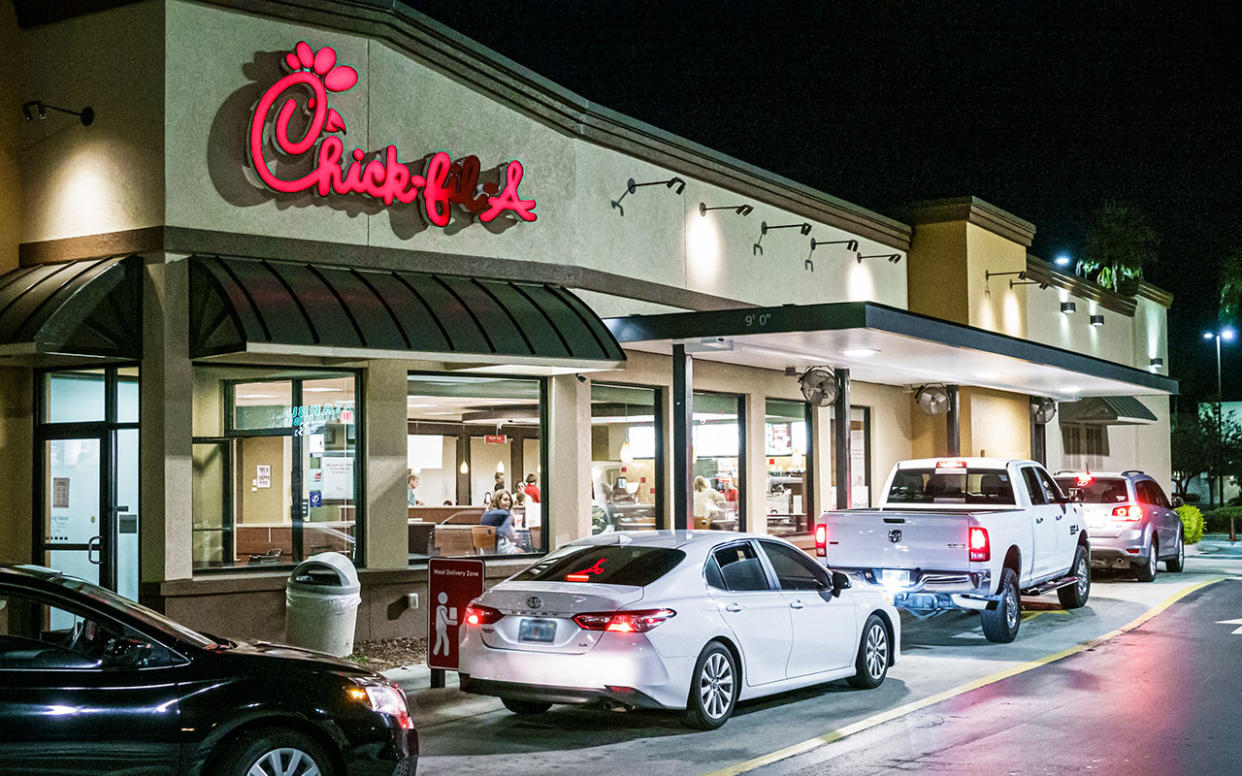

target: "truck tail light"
[969,527,990,562]
[1112,504,1143,522]
[814,524,828,557]
[573,609,676,633]
[464,604,505,626]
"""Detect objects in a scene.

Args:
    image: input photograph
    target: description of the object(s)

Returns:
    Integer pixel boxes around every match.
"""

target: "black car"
[0,564,417,775]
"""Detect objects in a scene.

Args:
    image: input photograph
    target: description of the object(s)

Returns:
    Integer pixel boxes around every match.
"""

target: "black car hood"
[212,640,372,676]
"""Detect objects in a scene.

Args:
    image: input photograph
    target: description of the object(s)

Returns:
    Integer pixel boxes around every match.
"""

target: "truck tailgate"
[822,509,988,571]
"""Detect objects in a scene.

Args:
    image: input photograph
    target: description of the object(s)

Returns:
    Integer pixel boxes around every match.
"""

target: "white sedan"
[458,530,899,728]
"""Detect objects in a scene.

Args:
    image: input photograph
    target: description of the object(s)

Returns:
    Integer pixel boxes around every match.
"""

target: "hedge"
[1200,507,1242,535]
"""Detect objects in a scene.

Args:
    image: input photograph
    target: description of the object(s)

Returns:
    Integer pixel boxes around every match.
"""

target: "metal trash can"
[285,552,361,657]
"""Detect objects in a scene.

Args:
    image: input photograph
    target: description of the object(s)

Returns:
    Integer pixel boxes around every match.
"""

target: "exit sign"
[484,434,507,445]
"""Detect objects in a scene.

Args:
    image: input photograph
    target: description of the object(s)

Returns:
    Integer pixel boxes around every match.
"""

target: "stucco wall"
[0,5,20,273]
[1045,395,1172,491]
[965,223,1028,339]
[1025,281,1137,369]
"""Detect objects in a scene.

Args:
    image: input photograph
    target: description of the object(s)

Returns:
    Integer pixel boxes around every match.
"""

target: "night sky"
[404,0,1242,405]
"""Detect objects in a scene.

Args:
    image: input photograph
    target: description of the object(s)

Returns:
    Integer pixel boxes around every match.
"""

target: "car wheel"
[1057,545,1091,609]
[847,614,890,689]
[981,567,1021,643]
[682,641,737,730]
[1135,536,1158,582]
[501,698,552,715]
[1166,528,1185,573]
[213,728,334,776]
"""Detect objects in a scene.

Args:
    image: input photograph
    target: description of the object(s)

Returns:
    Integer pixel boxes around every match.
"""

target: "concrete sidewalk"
[1190,535,1242,557]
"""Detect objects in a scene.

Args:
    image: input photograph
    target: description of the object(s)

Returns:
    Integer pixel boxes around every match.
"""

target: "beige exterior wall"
[1045,394,1171,489]
[965,224,1028,339]
[906,221,969,325]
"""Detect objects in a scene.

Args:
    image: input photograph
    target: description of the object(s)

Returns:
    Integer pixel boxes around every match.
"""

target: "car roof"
[1052,471,1146,480]
[567,530,776,551]
[0,564,65,582]
[898,457,1038,469]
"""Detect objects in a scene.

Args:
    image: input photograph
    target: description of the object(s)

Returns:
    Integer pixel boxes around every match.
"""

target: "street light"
[1205,327,1236,528]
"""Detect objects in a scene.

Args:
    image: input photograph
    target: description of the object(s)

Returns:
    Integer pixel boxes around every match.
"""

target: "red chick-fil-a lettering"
[247,42,537,225]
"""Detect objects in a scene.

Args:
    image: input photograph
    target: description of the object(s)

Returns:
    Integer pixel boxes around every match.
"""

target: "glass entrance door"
[41,436,103,588]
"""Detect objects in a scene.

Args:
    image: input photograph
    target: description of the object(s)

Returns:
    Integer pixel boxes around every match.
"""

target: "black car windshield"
[57,577,218,650]
[512,545,685,586]
[1055,477,1129,504]
[887,468,1016,505]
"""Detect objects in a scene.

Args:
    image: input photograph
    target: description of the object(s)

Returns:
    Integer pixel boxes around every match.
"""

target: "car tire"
[1135,536,1158,582]
[501,698,552,715]
[846,614,890,689]
[1166,528,1185,573]
[212,728,335,776]
[981,567,1021,643]
[682,641,738,730]
[1057,545,1091,609]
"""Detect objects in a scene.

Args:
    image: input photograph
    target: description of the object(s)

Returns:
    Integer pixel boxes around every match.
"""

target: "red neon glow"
[1112,505,1143,521]
[969,526,990,562]
[565,557,607,582]
[249,42,536,226]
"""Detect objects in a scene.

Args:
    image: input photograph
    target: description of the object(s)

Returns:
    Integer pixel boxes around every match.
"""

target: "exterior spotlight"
[1205,332,1216,340]
[610,176,685,216]
[761,221,813,236]
[699,202,753,217]
[1089,314,1105,327]
[857,253,902,264]
[1224,328,1237,342]
[810,238,859,252]
[1060,302,1077,314]
[1054,254,1072,267]
[1149,357,1164,371]
[22,100,94,126]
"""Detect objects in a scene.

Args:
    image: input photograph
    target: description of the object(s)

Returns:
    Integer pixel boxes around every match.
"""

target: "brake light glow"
[1112,504,1143,521]
[1075,474,1093,487]
[936,460,968,469]
[573,609,676,633]
[969,527,990,562]
[464,604,505,626]
[814,524,828,558]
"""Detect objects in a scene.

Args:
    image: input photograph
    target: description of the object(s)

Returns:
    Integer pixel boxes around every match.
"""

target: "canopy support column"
[672,344,693,530]
[833,368,851,510]
[946,384,961,457]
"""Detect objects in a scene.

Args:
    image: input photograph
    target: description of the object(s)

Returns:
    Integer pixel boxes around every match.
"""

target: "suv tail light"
[573,609,676,633]
[814,524,828,558]
[969,526,990,562]
[1112,504,1143,521]
[464,604,505,626]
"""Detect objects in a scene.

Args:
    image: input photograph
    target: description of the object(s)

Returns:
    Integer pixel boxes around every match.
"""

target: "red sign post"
[427,558,485,674]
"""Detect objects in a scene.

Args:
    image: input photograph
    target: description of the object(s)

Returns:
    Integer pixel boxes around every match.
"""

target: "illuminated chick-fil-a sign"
[248,41,536,226]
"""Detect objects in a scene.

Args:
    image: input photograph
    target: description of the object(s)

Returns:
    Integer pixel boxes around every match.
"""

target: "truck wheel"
[981,568,1020,643]
[1166,529,1185,573]
[501,698,552,715]
[847,614,890,689]
[1057,545,1091,609]
[1134,536,1158,582]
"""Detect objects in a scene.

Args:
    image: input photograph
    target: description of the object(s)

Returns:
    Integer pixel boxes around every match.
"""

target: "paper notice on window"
[52,477,70,508]
[321,457,354,500]
[256,465,271,489]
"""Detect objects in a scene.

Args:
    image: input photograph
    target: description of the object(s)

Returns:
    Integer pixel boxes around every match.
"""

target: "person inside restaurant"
[693,475,727,530]
[481,490,523,555]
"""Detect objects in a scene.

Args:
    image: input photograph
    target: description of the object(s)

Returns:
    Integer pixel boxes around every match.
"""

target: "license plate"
[880,569,910,586]
[1088,516,1106,530]
[519,618,557,643]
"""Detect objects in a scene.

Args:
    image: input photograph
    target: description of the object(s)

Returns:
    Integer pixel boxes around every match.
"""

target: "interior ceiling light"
[459,460,469,474]
[1090,314,1105,327]
[303,386,342,393]
[699,202,753,217]
[842,348,878,358]
[1061,302,1077,314]
[610,176,685,216]
[22,99,94,126]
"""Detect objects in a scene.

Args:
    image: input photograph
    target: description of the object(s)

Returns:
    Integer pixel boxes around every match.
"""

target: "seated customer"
[481,490,523,554]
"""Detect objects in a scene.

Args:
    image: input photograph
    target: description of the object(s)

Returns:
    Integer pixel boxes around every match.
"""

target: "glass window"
[711,542,770,592]
[116,367,140,424]
[1036,468,1065,503]
[0,589,170,670]
[765,399,811,537]
[591,383,661,534]
[1055,476,1128,504]
[694,391,743,531]
[192,366,359,572]
[759,540,830,591]
[887,468,1016,505]
[43,370,106,423]
[511,545,685,586]
[407,374,545,560]
[1021,467,1047,505]
[829,406,871,508]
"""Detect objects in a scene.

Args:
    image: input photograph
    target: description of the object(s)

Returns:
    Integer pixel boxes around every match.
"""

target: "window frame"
[692,389,748,531]
[706,540,775,593]
[757,539,832,592]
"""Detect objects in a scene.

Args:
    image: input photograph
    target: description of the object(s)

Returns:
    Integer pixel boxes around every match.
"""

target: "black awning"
[1058,396,1158,425]
[0,256,143,359]
[188,256,626,365]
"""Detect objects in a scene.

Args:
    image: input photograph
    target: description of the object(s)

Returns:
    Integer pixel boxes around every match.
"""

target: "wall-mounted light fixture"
[1007,272,1049,290]
[1060,302,1077,314]
[761,221,812,236]
[1090,314,1105,327]
[610,176,685,216]
[809,238,859,252]
[857,253,902,264]
[1149,357,1164,371]
[22,100,94,127]
[699,202,753,217]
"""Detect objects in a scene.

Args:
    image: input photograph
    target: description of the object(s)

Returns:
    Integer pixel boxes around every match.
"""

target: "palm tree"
[1219,250,1242,324]
[1079,201,1159,291]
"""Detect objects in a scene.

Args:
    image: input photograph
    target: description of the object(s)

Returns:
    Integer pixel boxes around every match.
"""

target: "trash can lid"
[289,551,360,589]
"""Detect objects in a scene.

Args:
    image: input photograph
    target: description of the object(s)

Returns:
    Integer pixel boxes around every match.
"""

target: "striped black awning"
[1058,396,1158,425]
[188,255,626,367]
[0,256,143,359]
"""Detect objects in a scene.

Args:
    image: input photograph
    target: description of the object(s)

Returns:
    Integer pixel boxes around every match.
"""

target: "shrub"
[1201,507,1242,535]
[1176,505,1205,544]
[1182,492,1201,504]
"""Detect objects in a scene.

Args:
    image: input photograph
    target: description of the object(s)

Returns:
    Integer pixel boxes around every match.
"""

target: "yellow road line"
[705,576,1226,776]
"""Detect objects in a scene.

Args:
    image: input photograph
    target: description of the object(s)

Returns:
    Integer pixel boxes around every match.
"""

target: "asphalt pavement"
[399,556,1241,776]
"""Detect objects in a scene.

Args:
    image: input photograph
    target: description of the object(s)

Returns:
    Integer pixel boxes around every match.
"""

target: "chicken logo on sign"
[247,41,537,227]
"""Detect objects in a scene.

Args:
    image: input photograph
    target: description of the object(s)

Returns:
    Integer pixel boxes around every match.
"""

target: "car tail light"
[573,609,676,633]
[936,460,968,469]
[969,527,990,562]
[814,524,828,558]
[464,604,505,626]
[1112,505,1143,522]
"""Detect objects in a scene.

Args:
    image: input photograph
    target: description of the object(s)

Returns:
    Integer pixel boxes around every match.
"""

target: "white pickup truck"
[814,457,1090,643]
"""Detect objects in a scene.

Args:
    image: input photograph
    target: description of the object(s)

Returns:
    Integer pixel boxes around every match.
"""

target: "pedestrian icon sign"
[427,558,485,671]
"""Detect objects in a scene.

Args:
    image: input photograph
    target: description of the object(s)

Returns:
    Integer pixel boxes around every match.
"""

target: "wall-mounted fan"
[914,384,951,416]
[798,367,838,407]
[1030,396,1057,424]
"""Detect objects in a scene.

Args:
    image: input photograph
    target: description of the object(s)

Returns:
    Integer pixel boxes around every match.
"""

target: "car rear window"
[511,545,686,587]
[1055,477,1128,504]
[887,468,1016,505]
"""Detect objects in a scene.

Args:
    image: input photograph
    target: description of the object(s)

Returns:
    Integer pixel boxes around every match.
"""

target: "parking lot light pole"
[1204,327,1235,530]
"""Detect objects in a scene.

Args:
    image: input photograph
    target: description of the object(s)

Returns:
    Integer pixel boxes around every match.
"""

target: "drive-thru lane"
[402,558,1238,776]
[756,574,1242,776]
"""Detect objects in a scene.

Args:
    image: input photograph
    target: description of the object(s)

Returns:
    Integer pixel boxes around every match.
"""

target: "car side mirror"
[831,570,852,598]
[1171,496,1184,508]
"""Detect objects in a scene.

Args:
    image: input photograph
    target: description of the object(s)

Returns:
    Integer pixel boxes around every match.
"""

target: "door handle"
[724,603,743,613]
[87,536,101,565]
[789,600,806,610]
[1034,517,1044,524]
[1055,514,1063,520]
